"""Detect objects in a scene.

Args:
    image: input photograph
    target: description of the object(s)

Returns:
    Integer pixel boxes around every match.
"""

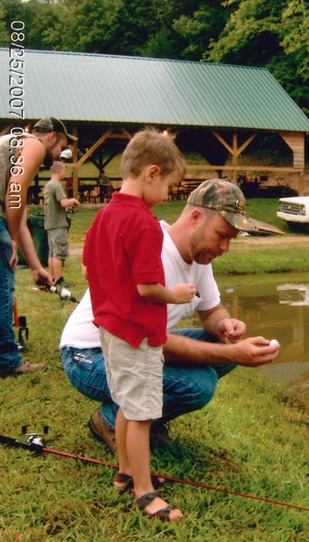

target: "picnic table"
[169,178,206,200]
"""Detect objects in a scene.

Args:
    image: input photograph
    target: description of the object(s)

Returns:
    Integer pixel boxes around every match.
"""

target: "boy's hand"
[171,283,198,304]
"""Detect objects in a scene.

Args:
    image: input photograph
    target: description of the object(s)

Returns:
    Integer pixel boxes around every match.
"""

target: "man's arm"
[163,332,280,368]
[5,137,45,241]
[60,197,79,208]
[198,303,247,343]
[163,302,280,368]
[17,209,53,285]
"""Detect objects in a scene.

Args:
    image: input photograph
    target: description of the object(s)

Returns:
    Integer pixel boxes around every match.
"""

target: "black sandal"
[127,490,178,521]
[114,472,164,492]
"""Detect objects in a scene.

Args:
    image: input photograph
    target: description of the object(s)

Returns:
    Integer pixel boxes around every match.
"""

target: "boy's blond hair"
[121,128,186,180]
[50,161,66,174]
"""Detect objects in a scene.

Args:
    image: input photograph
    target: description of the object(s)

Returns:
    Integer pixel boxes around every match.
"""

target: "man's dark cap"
[33,117,77,141]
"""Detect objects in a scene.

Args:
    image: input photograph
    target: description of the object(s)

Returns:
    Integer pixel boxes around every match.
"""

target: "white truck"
[277,196,309,230]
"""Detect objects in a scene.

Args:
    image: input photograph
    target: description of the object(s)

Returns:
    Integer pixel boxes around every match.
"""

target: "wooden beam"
[213,131,233,154]
[232,132,238,184]
[280,131,305,168]
[77,128,113,167]
[120,127,133,139]
[237,133,257,156]
[72,126,79,198]
[186,164,303,173]
[0,124,11,136]
[212,131,257,157]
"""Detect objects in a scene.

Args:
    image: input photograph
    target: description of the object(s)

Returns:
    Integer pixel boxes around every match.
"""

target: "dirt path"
[234,234,309,246]
[71,234,309,255]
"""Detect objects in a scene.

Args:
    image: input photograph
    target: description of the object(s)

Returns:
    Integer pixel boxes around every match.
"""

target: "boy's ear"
[145,165,160,182]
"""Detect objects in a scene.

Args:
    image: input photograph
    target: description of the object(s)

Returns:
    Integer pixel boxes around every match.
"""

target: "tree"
[0,0,28,46]
[280,1,309,82]
[172,1,232,60]
[0,3,9,47]
[203,0,309,112]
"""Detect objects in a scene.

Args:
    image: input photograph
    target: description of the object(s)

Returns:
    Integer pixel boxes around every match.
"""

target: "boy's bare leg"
[115,408,130,475]
[52,258,63,282]
[48,256,54,280]
[115,410,182,520]
[48,256,63,282]
[127,419,183,520]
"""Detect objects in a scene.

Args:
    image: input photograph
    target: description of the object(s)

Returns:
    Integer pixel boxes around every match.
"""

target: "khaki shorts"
[99,327,163,421]
[47,228,69,260]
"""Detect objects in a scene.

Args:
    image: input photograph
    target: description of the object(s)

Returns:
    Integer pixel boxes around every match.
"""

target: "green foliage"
[0,2,9,46]
[281,0,309,81]
[172,3,230,59]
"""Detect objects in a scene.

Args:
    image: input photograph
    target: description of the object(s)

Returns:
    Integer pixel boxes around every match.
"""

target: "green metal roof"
[1,48,309,132]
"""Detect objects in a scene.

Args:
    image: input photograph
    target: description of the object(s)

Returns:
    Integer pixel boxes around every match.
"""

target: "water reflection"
[277,283,309,306]
[217,273,309,404]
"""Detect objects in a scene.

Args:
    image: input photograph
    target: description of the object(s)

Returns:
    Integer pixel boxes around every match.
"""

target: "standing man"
[0,117,77,375]
[44,161,79,285]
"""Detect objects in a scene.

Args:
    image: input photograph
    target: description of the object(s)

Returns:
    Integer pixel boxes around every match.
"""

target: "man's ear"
[46,131,57,147]
[145,165,160,183]
[190,208,204,227]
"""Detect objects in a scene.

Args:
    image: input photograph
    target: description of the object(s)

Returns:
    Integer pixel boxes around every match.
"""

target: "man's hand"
[9,240,18,271]
[32,267,53,287]
[233,336,281,367]
[217,317,246,343]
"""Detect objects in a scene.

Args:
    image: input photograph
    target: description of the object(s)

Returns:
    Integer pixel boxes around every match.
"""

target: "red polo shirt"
[83,192,167,347]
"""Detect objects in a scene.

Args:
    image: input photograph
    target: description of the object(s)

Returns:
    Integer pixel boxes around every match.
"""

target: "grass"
[0,200,308,541]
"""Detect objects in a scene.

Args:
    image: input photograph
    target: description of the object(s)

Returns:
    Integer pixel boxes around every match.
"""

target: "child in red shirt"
[84,128,196,521]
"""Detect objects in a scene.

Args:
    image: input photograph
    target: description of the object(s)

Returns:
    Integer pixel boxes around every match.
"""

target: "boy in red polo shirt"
[84,129,196,521]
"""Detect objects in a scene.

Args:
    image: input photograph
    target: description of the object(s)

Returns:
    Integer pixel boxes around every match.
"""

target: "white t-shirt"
[59,287,101,349]
[161,221,220,330]
[59,221,221,348]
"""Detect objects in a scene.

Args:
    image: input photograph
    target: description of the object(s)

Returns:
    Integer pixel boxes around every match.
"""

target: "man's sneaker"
[88,409,116,454]
[13,362,46,375]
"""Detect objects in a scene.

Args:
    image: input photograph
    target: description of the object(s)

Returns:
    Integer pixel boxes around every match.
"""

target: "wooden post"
[72,126,79,199]
[280,131,305,194]
[232,132,238,184]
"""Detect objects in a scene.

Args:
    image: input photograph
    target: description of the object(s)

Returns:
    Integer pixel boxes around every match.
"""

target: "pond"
[217,272,309,406]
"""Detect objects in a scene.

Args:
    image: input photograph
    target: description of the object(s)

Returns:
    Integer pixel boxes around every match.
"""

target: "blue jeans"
[0,217,23,370]
[60,328,235,430]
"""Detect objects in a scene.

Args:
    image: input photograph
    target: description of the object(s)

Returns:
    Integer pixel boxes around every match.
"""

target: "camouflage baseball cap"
[187,178,257,232]
[33,117,77,141]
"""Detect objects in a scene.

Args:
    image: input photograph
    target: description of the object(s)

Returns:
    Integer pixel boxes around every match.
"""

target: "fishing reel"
[49,285,78,303]
[36,281,79,306]
[21,425,49,448]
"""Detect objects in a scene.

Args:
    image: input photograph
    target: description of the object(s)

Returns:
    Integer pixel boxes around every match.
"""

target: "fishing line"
[43,447,309,511]
[1,435,307,511]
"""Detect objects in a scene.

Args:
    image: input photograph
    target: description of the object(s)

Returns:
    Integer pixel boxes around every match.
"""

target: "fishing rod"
[0,432,308,511]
